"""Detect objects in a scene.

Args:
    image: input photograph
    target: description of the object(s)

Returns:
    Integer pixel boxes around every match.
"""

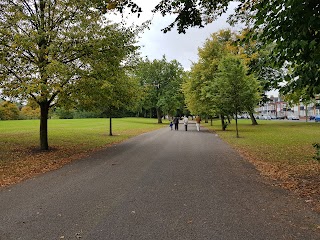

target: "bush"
[53,108,74,119]
[312,143,320,161]
[20,106,40,119]
[0,101,20,120]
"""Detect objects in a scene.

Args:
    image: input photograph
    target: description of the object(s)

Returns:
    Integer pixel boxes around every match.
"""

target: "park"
[1,0,320,239]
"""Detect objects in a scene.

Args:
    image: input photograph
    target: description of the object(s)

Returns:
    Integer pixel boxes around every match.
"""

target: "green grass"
[204,119,320,165]
[0,117,166,154]
[2,117,320,187]
[205,120,320,206]
[0,117,167,186]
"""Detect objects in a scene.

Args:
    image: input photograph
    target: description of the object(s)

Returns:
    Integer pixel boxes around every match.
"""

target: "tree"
[0,0,139,150]
[20,99,40,119]
[83,73,141,136]
[99,0,230,34]
[183,29,248,129]
[153,0,231,33]
[245,0,320,96]
[184,29,261,132]
[0,101,20,120]
[231,29,277,125]
[215,55,260,137]
[21,107,40,120]
[67,23,141,136]
[135,56,185,123]
[183,63,219,120]
[183,30,230,118]
[131,0,319,95]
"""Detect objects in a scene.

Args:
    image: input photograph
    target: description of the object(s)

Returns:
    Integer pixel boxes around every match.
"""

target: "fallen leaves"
[0,145,91,187]
[237,147,320,212]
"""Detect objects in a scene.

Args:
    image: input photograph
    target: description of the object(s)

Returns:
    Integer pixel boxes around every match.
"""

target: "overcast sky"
[112,0,241,70]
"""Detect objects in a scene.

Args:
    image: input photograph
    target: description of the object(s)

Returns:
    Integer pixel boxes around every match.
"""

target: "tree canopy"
[246,0,320,95]
[0,0,140,149]
[183,29,261,129]
[134,56,185,123]
[215,55,260,136]
[109,0,320,95]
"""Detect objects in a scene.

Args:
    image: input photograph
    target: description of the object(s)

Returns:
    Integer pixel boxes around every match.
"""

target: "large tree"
[183,29,261,129]
[0,0,138,150]
[246,0,320,95]
[135,56,185,123]
[109,0,320,95]
[75,68,141,136]
[215,55,260,137]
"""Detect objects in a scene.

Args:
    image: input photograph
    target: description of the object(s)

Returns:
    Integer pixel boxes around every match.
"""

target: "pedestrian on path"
[169,121,173,130]
[195,115,201,131]
[183,116,189,131]
[173,117,179,130]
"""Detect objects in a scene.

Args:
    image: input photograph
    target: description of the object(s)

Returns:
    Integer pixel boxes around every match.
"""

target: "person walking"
[169,121,173,130]
[195,115,201,131]
[173,117,179,130]
[183,116,189,131]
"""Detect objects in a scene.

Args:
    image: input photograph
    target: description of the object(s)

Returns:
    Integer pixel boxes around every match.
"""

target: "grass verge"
[204,119,320,211]
[0,118,166,187]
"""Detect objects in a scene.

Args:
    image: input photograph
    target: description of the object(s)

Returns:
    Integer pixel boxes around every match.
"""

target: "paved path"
[1,123,320,239]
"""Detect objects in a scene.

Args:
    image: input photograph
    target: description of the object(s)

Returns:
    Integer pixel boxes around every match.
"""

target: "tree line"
[1,0,319,150]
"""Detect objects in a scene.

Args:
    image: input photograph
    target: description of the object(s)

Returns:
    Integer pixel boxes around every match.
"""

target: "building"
[255,95,320,118]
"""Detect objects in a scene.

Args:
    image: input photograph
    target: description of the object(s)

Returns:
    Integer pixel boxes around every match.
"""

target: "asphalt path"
[1,123,320,239]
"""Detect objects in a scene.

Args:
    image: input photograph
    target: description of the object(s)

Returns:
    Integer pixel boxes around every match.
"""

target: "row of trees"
[134,56,185,123]
[107,0,319,97]
[0,100,107,120]
[183,30,261,136]
[1,0,318,149]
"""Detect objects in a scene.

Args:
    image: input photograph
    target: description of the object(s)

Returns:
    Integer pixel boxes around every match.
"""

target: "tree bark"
[109,116,113,136]
[249,112,258,125]
[40,102,49,150]
[220,115,226,131]
[156,107,162,123]
[305,107,308,122]
[235,111,239,138]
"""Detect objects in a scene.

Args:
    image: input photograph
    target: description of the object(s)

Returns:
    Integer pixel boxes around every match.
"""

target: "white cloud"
[110,1,242,70]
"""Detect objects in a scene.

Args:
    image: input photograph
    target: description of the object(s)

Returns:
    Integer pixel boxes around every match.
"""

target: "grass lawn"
[0,117,167,187]
[2,117,320,210]
[204,119,320,209]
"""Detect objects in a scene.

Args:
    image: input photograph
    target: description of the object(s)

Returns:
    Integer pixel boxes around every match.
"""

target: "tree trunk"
[305,107,308,122]
[249,112,258,125]
[156,107,162,123]
[227,115,231,124]
[109,116,113,136]
[210,117,213,126]
[220,115,226,131]
[205,115,208,123]
[40,102,49,150]
[235,113,239,138]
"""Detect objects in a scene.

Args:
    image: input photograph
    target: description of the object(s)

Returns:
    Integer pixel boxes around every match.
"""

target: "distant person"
[173,117,179,130]
[169,121,173,130]
[183,116,189,131]
[195,115,201,131]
